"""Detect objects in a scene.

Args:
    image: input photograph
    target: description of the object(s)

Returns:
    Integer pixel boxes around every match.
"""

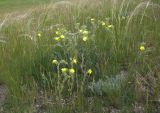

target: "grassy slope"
[0,0,160,113]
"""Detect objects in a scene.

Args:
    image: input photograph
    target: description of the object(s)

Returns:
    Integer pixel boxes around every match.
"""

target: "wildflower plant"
[50,24,96,100]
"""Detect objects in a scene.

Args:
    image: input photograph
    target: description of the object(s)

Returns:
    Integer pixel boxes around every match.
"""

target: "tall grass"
[0,0,160,112]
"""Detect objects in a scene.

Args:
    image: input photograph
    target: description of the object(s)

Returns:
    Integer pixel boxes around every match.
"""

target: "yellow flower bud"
[83,30,89,35]
[72,58,77,64]
[79,29,83,33]
[140,45,145,51]
[60,35,65,39]
[102,22,106,26]
[108,25,113,28]
[87,69,93,75]
[91,18,95,21]
[61,68,68,73]
[83,36,88,42]
[54,37,60,41]
[69,68,75,74]
[38,33,41,37]
[55,31,59,35]
[52,60,58,64]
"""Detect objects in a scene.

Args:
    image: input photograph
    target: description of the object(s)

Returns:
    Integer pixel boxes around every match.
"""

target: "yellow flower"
[60,35,65,39]
[52,60,58,64]
[54,37,60,41]
[55,31,59,35]
[83,36,88,42]
[108,25,113,28]
[83,30,89,35]
[72,58,77,64]
[101,22,106,26]
[87,69,93,75]
[91,18,95,22]
[38,33,41,37]
[69,68,75,74]
[79,29,83,33]
[91,18,95,21]
[140,45,145,51]
[61,68,68,73]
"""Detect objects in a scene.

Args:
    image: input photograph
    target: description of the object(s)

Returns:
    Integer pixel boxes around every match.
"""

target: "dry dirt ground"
[0,85,6,106]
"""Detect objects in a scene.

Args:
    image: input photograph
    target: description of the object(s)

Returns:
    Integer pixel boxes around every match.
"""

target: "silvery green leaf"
[60,60,68,64]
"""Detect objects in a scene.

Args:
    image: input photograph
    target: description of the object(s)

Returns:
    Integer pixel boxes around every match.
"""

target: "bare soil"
[0,85,6,106]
